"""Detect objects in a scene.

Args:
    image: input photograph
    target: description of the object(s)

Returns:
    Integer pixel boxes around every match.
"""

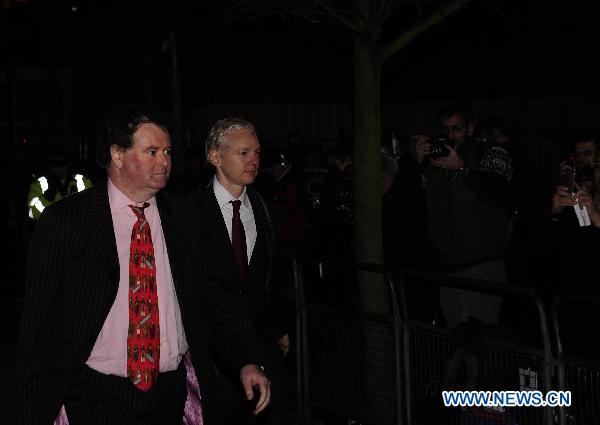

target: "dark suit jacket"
[192,181,287,362]
[16,180,261,425]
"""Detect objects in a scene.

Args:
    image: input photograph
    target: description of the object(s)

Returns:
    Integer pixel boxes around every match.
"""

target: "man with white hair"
[191,118,290,425]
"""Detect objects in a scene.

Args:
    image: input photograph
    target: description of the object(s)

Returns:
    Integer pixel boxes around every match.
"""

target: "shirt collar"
[108,178,157,213]
[212,176,250,210]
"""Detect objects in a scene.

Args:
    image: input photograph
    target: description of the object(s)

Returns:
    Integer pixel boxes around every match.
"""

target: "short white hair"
[205,118,256,160]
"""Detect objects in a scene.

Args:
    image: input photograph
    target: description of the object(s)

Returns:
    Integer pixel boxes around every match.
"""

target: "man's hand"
[414,136,430,164]
[240,364,271,415]
[559,160,573,173]
[578,190,594,209]
[277,334,290,356]
[430,144,465,170]
[577,190,600,227]
[551,185,577,215]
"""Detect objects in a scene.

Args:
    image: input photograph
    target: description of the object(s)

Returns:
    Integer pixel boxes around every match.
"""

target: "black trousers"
[217,350,290,425]
[64,363,187,425]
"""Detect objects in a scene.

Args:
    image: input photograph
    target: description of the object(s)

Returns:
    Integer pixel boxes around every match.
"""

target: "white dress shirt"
[212,177,257,262]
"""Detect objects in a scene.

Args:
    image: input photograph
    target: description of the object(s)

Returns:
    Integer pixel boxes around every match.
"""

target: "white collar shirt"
[212,177,257,262]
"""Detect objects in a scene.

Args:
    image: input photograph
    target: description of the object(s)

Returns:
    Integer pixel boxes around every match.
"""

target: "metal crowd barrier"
[292,259,404,425]
[291,260,564,425]
[399,270,555,425]
[552,293,600,425]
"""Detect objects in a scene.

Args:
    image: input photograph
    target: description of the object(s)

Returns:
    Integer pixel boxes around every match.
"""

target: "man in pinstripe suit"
[193,118,290,425]
[16,109,270,425]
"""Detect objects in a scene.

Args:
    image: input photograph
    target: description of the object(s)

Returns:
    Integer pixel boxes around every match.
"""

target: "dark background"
[2,0,600,420]
[2,0,600,171]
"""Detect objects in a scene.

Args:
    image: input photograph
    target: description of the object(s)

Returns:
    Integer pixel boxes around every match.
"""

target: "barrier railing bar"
[292,259,564,425]
[383,266,405,425]
[402,268,555,425]
[291,258,310,423]
[552,292,600,425]
[293,258,406,424]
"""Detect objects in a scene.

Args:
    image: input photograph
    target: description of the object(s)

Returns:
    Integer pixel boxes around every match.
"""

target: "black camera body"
[428,136,453,159]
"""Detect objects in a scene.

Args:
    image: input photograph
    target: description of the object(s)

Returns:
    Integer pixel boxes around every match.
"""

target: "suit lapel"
[204,189,242,285]
[245,189,273,292]
[86,182,120,285]
[247,190,262,267]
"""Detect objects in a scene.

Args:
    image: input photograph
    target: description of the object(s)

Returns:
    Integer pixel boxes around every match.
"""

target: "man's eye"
[148,150,157,156]
[164,149,172,156]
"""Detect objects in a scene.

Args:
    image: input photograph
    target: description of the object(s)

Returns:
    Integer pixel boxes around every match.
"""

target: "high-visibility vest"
[27,173,93,220]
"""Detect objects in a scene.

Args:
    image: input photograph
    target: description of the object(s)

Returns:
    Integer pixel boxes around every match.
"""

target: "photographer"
[550,139,600,259]
[319,145,354,261]
[405,105,515,395]
[559,134,597,176]
[549,147,600,360]
[410,104,513,328]
[555,135,597,200]
[551,134,600,235]
[551,184,600,227]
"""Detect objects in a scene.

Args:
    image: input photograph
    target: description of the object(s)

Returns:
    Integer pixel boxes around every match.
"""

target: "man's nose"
[448,129,459,141]
[248,152,260,164]
[158,152,170,166]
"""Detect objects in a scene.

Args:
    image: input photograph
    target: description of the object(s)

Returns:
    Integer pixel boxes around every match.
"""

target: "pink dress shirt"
[86,179,188,375]
[55,180,202,424]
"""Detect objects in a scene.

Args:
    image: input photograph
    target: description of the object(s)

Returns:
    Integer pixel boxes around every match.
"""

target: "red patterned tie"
[127,203,160,391]
[230,200,248,281]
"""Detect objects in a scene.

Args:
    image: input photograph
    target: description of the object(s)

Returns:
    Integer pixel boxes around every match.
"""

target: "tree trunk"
[353,35,389,315]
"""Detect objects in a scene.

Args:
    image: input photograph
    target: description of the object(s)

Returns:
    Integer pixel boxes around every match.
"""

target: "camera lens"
[428,137,450,159]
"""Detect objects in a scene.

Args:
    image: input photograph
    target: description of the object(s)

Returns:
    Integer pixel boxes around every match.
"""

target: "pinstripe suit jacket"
[16,180,261,425]
[192,183,288,359]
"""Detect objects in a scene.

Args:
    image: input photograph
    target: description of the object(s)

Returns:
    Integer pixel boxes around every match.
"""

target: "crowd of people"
[246,103,600,377]
[7,102,599,424]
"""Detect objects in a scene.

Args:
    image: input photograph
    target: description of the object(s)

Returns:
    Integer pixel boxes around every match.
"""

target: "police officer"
[27,147,93,220]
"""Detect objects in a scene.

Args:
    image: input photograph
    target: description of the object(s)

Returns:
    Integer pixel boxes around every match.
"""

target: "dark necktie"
[230,200,248,281]
[127,203,160,391]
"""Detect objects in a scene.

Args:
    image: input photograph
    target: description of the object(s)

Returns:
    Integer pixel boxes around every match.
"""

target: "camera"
[303,167,327,211]
[559,168,576,194]
[428,136,453,159]
[559,162,597,194]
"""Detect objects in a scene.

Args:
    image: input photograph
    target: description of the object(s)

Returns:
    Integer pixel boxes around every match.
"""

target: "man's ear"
[208,149,221,167]
[110,145,124,169]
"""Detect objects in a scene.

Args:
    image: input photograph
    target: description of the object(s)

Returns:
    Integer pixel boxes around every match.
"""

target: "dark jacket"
[550,206,600,294]
[191,179,286,362]
[16,180,261,425]
[424,139,512,268]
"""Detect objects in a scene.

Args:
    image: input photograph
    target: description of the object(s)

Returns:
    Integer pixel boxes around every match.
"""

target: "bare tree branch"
[314,0,370,34]
[225,0,288,20]
[219,0,254,15]
[378,0,473,64]
[486,0,525,24]
[378,0,420,21]
[199,0,291,21]
[375,0,392,24]
[415,0,424,19]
